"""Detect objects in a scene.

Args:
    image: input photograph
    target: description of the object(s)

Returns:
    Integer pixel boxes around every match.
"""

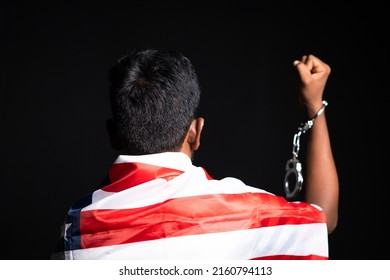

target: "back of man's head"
[108,49,201,155]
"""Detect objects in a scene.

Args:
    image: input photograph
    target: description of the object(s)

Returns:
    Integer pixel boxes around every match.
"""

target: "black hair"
[108,49,201,155]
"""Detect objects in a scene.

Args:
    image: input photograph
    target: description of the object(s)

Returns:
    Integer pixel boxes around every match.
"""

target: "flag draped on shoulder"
[52,152,328,260]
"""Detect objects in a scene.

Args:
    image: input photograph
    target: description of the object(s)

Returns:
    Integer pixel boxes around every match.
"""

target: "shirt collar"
[114,152,193,172]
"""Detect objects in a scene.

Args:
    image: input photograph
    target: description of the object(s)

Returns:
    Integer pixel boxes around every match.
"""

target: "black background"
[1,1,387,259]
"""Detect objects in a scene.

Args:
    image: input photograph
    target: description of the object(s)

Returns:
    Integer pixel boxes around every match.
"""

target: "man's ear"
[106,119,122,150]
[187,117,204,151]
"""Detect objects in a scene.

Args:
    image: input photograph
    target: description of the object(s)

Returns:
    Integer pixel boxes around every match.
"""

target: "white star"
[63,223,71,241]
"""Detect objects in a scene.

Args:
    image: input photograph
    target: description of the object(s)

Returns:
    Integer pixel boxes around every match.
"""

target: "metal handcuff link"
[284,100,328,199]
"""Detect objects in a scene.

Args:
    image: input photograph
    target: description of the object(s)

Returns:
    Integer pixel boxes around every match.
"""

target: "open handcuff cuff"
[284,100,328,199]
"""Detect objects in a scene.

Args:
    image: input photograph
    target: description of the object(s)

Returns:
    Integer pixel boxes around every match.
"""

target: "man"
[52,49,338,259]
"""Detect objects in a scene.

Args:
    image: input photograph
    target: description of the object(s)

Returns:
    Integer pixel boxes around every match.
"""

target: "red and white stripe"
[65,152,328,260]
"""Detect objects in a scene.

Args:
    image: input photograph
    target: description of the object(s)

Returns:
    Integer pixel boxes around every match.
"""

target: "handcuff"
[284,100,328,199]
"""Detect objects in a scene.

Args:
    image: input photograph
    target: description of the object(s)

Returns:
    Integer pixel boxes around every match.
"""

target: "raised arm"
[293,54,339,234]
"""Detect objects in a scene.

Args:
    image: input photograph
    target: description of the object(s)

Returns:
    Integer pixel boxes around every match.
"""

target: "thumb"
[293,60,312,84]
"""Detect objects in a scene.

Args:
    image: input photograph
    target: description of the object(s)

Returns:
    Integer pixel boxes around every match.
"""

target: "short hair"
[108,49,201,155]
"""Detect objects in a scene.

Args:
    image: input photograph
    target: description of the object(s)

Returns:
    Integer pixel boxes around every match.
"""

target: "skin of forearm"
[304,113,339,234]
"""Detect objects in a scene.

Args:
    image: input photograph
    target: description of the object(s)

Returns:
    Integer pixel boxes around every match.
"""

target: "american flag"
[52,152,328,260]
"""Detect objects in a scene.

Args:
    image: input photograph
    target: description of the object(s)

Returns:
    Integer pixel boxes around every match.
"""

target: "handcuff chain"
[284,101,328,199]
